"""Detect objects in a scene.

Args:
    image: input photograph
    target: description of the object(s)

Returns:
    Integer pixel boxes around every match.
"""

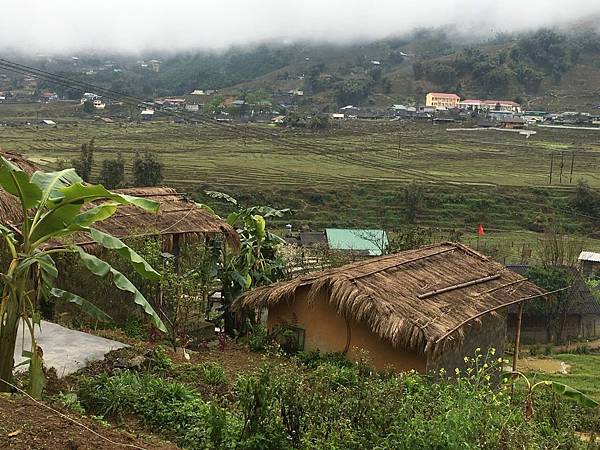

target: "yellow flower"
[475,347,481,353]
[490,348,496,355]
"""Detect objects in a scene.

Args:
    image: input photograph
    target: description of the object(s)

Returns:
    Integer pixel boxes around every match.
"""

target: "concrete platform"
[14,320,127,377]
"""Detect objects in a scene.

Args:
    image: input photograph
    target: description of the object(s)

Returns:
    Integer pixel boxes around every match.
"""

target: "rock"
[188,320,216,345]
[559,361,571,374]
[126,355,146,369]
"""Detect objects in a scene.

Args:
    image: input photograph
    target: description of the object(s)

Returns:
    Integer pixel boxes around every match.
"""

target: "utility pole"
[559,152,564,184]
[397,131,401,159]
[570,152,575,184]
[549,152,554,185]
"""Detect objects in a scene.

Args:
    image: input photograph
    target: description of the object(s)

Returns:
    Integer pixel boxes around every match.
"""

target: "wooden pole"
[549,152,554,185]
[512,302,524,374]
[559,152,564,184]
[570,152,575,184]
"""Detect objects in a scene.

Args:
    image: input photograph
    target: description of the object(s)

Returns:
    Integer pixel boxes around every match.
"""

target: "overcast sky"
[2,0,599,54]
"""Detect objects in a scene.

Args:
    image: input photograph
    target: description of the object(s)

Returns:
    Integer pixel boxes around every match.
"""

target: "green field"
[1,102,600,260]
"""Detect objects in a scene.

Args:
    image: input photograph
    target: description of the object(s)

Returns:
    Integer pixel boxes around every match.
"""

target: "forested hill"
[6,26,600,111]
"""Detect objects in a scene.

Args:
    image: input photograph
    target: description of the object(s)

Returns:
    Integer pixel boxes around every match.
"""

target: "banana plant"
[201,192,289,334]
[509,371,599,421]
[0,157,166,397]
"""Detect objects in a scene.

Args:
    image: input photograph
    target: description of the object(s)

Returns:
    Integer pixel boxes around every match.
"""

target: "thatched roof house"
[233,242,547,372]
[0,150,238,248]
[68,187,239,248]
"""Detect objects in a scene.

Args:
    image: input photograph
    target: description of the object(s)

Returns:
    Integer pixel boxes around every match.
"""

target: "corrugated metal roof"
[579,251,600,262]
[325,228,388,256]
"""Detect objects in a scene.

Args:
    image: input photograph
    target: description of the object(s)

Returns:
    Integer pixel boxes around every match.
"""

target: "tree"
[99,152,125,189]
[525,266,575,343]
[133,151,163,187]
[334,79,372,107]
[82,100,94,114]
[71,139,95,183]
[403,182,425,223]
[571,180,600,217]
[201,192,289,335]
[0,158,165,396]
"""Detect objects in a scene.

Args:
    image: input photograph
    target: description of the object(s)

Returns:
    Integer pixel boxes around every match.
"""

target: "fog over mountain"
[2,0,600,54]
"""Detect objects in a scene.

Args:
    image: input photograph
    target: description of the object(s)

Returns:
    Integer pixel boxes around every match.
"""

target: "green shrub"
[79,371,241,449]
[120,318,148,340]
[247,325,270,352]
[147,345,174,372]
[77,350,590,449]
[199,362,228,386]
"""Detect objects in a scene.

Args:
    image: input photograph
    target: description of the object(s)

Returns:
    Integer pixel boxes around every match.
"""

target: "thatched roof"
[69,187,239,248]
[233,242,547,355]
[0,150,238,247]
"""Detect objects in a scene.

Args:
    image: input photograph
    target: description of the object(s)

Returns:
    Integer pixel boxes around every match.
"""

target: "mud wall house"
[233,242,546,373]
[506,264,600,343]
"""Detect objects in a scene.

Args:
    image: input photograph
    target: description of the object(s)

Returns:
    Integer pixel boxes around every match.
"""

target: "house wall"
[425,93,459,108]
[506,313,587,344]
[426,314,506,373]
[266,287,426,372]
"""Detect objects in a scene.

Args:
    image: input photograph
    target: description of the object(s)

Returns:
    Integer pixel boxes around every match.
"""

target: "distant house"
[325,228,388,256]
[458,99,521,113]
[458,99,483,111]
[425,93,460,109]
[93,99,106,109]
[272,115,286,124]
[233,242,547,372]
[339,105,360,118]
[141,109,155,121]
[506,265,600,343]
[522,111,548,123]
[40,119,56,126]
[39,92,58,103]
[185,104,200,112]
[164,98,186,108]
[232,99,246,107]
[331,113,345,119]
[482,100,521,113]
[498,116,526,129]
[0,96,5,103]
[371,60,381,66]
[148,59,161,73]
[579,252,600,276]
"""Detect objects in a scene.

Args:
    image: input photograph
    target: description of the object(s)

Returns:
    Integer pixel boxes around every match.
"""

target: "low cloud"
[1,0,599,54]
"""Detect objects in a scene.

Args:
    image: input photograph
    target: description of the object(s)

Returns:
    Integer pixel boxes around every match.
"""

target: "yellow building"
[426,92,460,108]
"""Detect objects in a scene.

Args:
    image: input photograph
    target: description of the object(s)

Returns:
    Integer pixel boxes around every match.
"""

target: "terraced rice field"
[1,103,600,255]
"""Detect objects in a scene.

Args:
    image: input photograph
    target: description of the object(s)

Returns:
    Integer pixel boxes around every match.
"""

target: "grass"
[2,102,600,256]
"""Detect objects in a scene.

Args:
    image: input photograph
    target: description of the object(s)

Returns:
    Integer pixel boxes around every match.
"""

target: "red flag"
[478,224,485,236]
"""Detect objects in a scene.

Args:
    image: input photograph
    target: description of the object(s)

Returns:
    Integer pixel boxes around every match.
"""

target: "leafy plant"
[202,192,289,335]
[509,371,599,421]
[199,362,228,386]
[0,158,165,396]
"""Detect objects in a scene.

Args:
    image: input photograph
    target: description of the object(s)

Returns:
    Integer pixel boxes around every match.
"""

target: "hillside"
[3,26,599,112]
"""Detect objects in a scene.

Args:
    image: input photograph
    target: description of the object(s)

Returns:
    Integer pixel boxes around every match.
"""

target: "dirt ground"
[0,396,178,450]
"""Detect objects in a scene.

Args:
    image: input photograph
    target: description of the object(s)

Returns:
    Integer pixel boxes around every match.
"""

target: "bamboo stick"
[417,274,501,299]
